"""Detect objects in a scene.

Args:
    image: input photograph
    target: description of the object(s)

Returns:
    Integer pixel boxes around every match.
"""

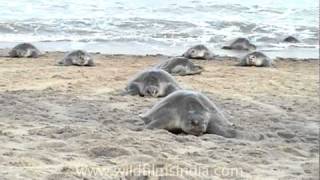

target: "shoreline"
[0,40,319,60]
[0,48,319,62]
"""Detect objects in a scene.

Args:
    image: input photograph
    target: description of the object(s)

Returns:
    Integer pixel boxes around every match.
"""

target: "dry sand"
[0,51,318,180]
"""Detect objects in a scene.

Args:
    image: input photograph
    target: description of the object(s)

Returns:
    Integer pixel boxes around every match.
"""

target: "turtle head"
[143,72,160,97]
[181,100,209,136]
[72,51,93,66]
[144,85,159,97]
[247,54,263,66]
[80,54,92,66]
[182,110,209,136]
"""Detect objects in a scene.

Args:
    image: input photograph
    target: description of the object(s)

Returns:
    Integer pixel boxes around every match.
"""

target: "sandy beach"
[0,52,318,179]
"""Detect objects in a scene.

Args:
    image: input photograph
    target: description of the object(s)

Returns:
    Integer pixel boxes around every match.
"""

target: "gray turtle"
[9,43,41,58]
[283,36,299,43]
[222,38,256,51]
[238,51,273,67]
[125,69,181,97]
[58,50,94,66]
[182,45,213,60]
[140,90,236,137]
[156,57,203,76]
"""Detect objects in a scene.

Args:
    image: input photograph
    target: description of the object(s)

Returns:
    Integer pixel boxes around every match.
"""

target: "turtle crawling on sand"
[156,57,203,76]
[182,45,213,60]
[222,38,256,51]
[58,50,94,66]
[283,36,299,43]
[125,69,181,97]
[238,51,273,67]
[140,90,237,137]
[9,43,41,58]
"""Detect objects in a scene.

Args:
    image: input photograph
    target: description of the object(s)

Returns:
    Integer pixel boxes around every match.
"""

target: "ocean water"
[0,0,318,58]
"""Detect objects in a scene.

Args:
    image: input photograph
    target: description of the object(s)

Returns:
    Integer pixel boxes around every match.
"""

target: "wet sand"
[0,52,319,180]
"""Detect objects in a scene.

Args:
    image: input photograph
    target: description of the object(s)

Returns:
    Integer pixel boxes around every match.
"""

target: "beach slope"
[0,52,318,179]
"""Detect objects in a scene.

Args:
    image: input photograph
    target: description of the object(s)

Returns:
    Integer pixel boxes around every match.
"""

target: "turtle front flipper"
[206,112,237,138]
[164,84,179,96]
[206,120,237,138]
[222,46,232,50]
[144,109,177,130]
[171,65,187,76]
[190,65,203,75]
[124,82,141,96]
[236,56,248,66]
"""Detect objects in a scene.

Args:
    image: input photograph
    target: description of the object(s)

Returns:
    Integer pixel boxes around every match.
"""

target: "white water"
[0,0,318,58]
